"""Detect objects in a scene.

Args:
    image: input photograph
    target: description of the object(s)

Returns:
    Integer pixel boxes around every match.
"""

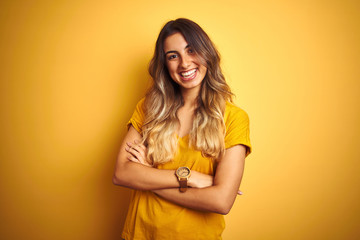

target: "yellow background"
[1,0,359,239]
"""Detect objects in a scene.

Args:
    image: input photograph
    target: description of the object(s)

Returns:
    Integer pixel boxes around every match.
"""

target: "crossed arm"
[113,126,246,215]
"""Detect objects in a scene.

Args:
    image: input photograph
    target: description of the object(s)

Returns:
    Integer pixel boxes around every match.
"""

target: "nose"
[180,55,191,69]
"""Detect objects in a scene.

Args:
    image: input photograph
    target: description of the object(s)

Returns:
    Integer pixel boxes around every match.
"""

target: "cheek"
[199,65,207,74]
[166,63,177,75]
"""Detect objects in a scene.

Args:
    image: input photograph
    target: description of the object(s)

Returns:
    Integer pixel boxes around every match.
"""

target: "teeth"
[181,69,196,77]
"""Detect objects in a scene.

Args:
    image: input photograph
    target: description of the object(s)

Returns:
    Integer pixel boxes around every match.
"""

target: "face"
[163,32,207,94]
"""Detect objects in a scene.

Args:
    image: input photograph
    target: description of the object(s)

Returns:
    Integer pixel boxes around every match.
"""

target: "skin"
[164,32,208,107]
[113,32,246,215]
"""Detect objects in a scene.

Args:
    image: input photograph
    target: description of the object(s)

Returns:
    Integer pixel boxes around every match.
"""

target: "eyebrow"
[165,44,191,56]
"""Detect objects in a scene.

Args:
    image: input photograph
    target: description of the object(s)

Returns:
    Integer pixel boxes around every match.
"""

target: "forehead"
[163,32,189,53]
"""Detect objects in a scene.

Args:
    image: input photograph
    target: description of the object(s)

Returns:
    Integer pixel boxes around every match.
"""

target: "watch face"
[177,167,190,177]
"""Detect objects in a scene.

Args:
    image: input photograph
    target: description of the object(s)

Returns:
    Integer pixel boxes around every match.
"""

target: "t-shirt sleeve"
[224,105,252,156]
[127,98,145,134]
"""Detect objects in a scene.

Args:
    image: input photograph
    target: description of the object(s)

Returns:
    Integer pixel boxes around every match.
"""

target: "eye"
[188,48,195,54]
[167,53,178,61]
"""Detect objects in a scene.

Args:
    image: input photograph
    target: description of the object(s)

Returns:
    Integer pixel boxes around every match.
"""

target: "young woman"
[113,18,251,240]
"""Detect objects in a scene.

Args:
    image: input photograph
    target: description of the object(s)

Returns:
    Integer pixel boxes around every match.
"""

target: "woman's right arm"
[112,126,212,190]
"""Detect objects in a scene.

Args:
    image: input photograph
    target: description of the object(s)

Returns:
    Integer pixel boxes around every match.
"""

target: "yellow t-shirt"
[122,99,252,240]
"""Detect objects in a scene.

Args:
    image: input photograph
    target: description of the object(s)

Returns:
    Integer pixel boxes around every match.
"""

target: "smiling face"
[163,32,207,95]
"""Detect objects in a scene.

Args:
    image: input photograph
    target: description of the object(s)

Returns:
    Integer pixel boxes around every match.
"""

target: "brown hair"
[142,18,233,165]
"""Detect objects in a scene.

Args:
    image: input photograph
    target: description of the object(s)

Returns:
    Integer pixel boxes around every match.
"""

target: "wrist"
[189,171,214,189]
[187,171,196,187]
[175,167,191,192]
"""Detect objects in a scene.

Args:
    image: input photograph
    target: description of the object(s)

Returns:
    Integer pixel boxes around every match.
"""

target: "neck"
[181,87,200,108]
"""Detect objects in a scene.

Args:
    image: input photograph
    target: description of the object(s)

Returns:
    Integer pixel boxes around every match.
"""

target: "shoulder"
[133,98,146,116]
[223,102,252,153]
[127,98,146,133]
[224,101,249,126]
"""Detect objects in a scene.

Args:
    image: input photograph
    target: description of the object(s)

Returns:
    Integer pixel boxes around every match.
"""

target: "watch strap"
[179,178,188,192]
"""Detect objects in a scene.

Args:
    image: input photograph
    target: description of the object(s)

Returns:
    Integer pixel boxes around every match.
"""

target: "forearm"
[153,145,247,215]
[113,125,213,191]
[113,161,212,191]
[114,126,183,190]
[153,185,237,215]
[113,161,179,190]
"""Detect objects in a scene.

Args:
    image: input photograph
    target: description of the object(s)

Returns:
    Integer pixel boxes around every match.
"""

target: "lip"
[179,68,197,81]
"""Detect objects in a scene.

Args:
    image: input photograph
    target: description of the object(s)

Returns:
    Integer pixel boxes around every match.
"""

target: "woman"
[113,18,251,240]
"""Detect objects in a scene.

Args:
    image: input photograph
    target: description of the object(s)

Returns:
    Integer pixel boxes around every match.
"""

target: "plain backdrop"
[0,0,359,239]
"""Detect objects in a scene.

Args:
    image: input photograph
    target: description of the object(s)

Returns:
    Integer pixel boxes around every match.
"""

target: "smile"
[180,69,197,80]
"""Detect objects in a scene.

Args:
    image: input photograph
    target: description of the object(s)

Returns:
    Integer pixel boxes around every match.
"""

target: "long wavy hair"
[142,18,233,166]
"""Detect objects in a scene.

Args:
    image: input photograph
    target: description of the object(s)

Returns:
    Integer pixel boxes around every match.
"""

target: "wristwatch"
[175,167,191,192]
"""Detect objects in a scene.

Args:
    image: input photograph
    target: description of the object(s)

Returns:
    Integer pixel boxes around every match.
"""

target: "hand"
[188,171,213,188]
[188,171,243,195]
[125,140,152,167]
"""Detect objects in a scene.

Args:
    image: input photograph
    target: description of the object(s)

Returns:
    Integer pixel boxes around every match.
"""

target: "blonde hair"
[142,18,233,166]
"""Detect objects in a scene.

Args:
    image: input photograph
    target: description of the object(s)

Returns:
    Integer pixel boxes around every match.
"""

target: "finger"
[126,142,150,166]
[133,139,145,149]
[125,144,140,156]
[237,190,243,195]
[125,144,134,154]
[128,152,152,167]
[131,140,147,152]
[127,154,140,163]
[127,142,143,154]
[136,145,147,159]
[126,142,137,152]
[127,147,144,162]
[132,144,143,154]
[128,143,147,160]
[137,143,147,151]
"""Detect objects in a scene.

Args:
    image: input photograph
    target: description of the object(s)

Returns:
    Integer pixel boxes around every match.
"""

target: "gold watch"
[175,167,191,192]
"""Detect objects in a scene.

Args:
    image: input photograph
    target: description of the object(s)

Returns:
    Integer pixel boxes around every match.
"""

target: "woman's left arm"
[153,144,246,215]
